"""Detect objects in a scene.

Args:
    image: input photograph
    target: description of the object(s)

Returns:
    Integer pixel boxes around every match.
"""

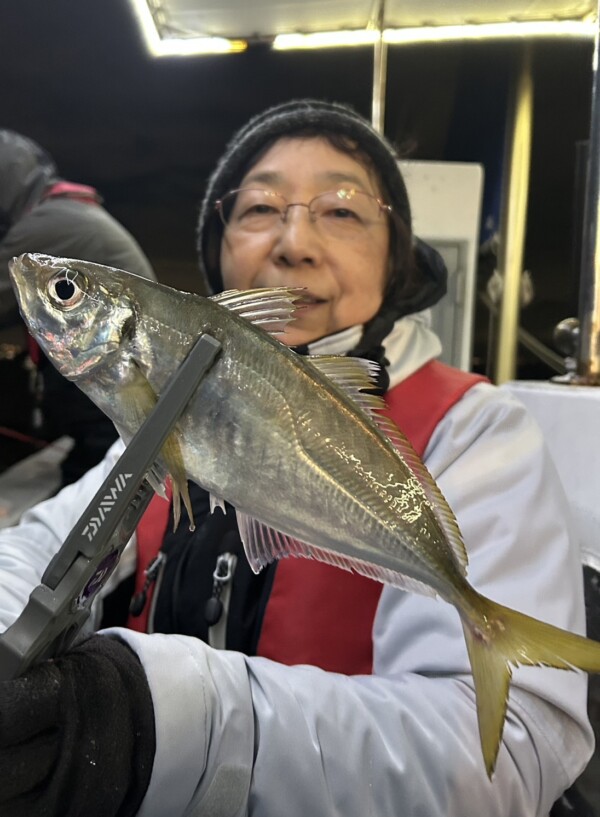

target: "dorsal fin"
[211,287,307,335]
[308,355,469,575]
[308,354,395,426]
[308,354,380,393]
[235,510,437,598]
[307,354,393,422]
[386,429,469,574]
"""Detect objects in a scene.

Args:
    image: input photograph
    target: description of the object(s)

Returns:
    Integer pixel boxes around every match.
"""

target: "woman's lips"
[297,292,326,308]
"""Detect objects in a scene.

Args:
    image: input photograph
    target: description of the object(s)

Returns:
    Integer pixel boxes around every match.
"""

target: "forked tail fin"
[461,593,600,778]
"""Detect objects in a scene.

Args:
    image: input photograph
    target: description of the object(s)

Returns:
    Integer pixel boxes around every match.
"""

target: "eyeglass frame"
[214,187,393,234]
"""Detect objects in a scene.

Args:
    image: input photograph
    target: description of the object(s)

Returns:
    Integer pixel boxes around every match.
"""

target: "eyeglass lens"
[219,188,388,238]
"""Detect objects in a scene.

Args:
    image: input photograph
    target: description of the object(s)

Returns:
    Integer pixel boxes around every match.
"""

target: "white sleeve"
[0,440,133,632]
[114,384,593,817]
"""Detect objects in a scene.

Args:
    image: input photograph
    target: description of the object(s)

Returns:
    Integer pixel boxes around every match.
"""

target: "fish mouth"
[8,254,35,312]
[9,253,34,274]
[8,254,25,286]
[9,252,46,282]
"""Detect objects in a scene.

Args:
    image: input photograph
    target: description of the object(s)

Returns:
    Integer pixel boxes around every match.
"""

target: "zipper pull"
[204,553,236,627]
[129,552,166,618]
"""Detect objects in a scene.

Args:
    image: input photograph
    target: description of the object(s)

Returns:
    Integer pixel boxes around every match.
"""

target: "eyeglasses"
[215,188,392,240]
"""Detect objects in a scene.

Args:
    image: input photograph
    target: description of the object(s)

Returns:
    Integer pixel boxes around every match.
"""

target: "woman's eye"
[243,204,279,217]
[326,207,360,220]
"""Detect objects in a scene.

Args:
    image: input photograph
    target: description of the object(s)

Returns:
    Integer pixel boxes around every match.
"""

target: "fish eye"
[48,270,86,309]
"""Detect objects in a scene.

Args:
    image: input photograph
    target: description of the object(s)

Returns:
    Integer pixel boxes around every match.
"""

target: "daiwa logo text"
[82,473,133,541]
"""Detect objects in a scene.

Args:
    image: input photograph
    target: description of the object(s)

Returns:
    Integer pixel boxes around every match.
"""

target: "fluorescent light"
[384,20,596,43]
[273,30,380,50]
[150,37,247,56]
[273,19,595,50]
[128,0,247,56]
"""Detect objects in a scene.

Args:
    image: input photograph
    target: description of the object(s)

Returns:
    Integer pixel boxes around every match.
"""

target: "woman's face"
[219,137,390,347]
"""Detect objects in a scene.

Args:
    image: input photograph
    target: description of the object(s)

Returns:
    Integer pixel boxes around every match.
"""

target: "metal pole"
[495,44,534,384]
[371,0,387,134]
[576,3,600,384]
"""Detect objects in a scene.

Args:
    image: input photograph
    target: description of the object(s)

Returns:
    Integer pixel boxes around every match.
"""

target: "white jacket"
[0,314,593,816]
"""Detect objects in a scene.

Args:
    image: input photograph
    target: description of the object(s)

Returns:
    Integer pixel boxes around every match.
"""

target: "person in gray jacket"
[0,129,155,482]
[0,101,594,817]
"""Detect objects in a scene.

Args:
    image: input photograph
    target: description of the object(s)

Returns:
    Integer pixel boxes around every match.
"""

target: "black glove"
[0,634,156,817]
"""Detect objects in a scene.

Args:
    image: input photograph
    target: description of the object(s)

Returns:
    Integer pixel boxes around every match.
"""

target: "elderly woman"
[0,99,592,817]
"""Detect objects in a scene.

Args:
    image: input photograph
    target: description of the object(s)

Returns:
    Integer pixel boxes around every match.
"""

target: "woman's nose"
[273,206,321,267]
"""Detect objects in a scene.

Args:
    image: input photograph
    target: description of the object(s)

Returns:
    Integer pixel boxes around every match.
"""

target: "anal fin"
[235,510,436,598]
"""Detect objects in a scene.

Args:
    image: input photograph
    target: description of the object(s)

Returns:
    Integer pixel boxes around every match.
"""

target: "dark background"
[0,0,594,356]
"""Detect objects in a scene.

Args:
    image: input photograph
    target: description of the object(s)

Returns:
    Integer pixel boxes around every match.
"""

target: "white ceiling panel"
[164,1,373,38]
[385,0,596,27]
[147,0,597,40]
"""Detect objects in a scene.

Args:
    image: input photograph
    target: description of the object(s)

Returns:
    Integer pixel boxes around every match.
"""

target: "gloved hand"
[0,634,155,817]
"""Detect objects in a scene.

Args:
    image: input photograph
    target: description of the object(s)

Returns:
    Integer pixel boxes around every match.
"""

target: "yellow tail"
[461,593,600,778]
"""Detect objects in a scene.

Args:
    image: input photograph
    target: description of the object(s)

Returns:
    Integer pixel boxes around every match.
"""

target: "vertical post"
[371,0,387,134]
[576,3,600,384]
[495,44,534,384]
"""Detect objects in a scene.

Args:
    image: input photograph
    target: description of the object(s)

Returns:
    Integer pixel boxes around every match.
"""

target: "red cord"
[0,426,48,448]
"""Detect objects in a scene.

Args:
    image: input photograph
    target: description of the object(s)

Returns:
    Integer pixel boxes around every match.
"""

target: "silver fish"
[9,251,600,777]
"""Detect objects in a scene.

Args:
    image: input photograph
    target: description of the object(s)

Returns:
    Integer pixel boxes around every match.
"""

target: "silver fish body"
[11,251,600,779]
[9,252,464,601]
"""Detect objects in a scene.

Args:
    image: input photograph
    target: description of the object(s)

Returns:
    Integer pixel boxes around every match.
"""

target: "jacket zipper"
[206,552,238,650]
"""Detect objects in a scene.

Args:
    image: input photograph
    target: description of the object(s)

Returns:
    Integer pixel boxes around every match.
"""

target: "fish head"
[9,253,136,380]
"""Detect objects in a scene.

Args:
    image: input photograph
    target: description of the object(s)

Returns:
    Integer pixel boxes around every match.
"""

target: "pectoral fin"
[161,434,194,531]
[121,369,194,530]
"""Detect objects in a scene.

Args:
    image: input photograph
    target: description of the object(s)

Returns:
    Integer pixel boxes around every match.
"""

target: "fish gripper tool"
[0,333,221,681]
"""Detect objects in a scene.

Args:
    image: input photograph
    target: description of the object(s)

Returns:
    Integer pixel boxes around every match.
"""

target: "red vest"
[128,360,487,670]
